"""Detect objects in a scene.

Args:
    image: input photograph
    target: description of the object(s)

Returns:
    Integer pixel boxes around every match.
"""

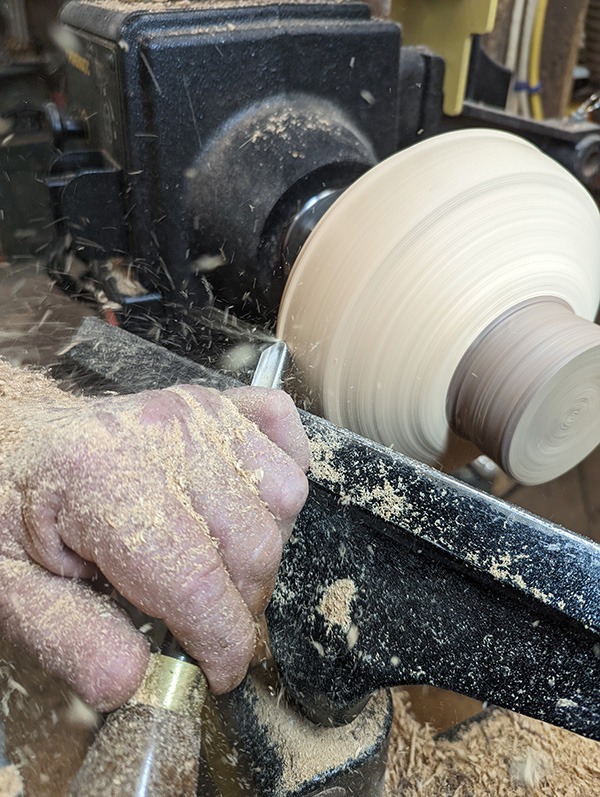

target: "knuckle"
[275,470,309,523]
[174,549,228,615]
[140,390,190,425]
[248,522,283,576]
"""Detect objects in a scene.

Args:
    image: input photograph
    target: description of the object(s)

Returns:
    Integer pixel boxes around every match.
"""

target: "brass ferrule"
[129,653,208,718]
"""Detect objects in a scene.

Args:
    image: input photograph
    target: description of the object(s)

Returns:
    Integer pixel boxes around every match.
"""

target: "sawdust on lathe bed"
[385,688,600,796]
[317,577,356,633]
[256,682,388,794]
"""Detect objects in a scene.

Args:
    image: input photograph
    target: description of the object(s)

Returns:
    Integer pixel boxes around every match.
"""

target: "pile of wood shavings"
[0,766,23,797]
[385,689,600,796]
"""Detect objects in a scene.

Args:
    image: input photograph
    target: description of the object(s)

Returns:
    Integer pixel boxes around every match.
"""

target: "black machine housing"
[49,0,441,324]
[14,0,600,329]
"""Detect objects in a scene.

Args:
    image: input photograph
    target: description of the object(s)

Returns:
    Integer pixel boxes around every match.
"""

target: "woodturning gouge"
[64,316,600,758]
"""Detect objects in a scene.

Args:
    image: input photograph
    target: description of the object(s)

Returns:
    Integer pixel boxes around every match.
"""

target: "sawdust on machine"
[316,576,361,661]
[92,0,346,11]
[307,429,343,487]
[251,674,388,795]
[317,577,356,633]
[307,419,430,549]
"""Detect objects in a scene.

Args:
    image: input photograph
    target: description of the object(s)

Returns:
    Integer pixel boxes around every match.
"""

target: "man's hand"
[0,371,309,711]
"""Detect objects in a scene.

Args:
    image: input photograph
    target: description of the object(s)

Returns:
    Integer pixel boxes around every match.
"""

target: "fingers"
[0,556,149,711]
[183,471,284,616]
[225,423,308,541]
[183,386,309,538]
[67,497,258,695]
[4,383,309,703]
[225,387,311,471]
[137,387,287,616]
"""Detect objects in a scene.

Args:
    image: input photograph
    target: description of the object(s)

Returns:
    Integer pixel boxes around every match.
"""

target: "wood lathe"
[6,0,600,793]
[44,0,600,486]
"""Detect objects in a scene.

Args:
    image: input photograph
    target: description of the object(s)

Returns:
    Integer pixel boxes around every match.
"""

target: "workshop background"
[2,0,600,795]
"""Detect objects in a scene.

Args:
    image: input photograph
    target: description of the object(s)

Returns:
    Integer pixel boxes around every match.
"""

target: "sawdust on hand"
[0,358,280,707]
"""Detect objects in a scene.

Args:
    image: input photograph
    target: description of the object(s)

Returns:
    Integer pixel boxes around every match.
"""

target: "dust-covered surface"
[317,577,356,633]
[385,688,600,796]
[304,411,600,632]
[72,0,349,12]
[247,671,390,794]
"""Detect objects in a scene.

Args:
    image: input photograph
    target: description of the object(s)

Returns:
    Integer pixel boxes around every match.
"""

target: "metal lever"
[267,413,600,738]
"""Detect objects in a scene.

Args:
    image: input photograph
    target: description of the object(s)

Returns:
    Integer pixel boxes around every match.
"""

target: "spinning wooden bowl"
[278,129,600,485]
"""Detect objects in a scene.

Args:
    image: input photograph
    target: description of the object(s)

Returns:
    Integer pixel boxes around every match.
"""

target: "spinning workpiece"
[278,129,600,485]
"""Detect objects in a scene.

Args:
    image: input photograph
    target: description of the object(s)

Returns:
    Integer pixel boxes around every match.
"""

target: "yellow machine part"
[391,0,498,115]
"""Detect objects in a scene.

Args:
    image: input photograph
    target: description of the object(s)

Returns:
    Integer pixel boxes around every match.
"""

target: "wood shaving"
[0,766,23,797]
[385,688,600,796]
[64,696,100,729]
